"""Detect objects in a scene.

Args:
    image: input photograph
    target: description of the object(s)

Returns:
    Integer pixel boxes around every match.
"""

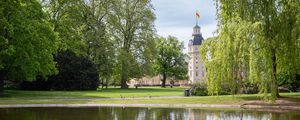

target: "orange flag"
[196,10,200,19]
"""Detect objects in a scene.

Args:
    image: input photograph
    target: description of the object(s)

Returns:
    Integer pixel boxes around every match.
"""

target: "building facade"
[188,24,205,83]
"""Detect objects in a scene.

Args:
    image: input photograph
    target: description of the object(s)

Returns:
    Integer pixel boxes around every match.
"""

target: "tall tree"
[42,0,87,55]
[108,0,156,88]
[43,0,116,88]
[156,36,188,88]
[0,0,59,96]
[203,0,300,100]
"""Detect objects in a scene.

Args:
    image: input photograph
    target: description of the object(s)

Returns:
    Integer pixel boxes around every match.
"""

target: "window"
[196,67,198,70]
[196,71,198,76]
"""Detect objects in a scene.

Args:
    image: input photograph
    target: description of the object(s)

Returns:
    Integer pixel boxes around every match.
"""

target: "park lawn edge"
[0,103,300,111]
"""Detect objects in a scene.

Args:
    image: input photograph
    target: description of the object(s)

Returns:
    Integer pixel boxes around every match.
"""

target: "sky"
[151,0,218,52]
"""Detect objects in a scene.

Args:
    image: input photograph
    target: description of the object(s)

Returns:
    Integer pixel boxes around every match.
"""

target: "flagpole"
[196,15,198,26]
[195,10,199,26]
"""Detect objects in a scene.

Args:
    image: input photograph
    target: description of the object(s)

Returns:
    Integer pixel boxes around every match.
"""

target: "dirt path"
[241,97,300,110]
[242,97,300,106]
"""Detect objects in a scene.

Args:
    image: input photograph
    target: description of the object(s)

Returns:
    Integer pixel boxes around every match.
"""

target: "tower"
[188,18,205,83]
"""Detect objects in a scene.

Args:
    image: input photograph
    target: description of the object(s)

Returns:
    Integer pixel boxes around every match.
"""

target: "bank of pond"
[0,106,300,120]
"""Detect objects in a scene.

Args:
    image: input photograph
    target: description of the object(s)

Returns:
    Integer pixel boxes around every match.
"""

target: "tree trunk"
[101,78,104,89]
[161,72,167,88]
[0,71,5,97]
[0,77,4,97]
[121,76,128,89]
[120,54,128,89]
[121,63,128,88]
[105,77,108,89]
[113,79,116,88]
[271,49,280,98]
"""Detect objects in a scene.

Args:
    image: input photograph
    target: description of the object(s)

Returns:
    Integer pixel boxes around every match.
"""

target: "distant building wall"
[188,24,206,84]
[128,75,188,87]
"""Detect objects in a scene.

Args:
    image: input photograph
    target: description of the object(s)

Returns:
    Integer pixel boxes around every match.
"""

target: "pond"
[0,107,299,120]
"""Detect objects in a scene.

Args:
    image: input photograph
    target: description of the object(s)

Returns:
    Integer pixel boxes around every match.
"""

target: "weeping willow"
[201,0,300,101]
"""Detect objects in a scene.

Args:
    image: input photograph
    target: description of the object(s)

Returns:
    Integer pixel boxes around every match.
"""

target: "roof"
[192,34,204,45]
[194,25,200,28]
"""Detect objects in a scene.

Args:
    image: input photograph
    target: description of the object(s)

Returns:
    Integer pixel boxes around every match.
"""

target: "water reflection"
[0,107,299,120]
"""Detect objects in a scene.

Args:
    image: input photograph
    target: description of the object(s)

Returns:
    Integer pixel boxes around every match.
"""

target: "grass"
[2,87,187,98]
[90,93,300,105]
[0,87,300,105]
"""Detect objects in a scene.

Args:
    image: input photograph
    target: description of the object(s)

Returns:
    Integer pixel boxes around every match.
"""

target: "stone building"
[188,23,205,83]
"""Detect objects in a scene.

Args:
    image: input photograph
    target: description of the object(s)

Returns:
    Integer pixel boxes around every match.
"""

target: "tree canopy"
[200,0,300,100]
[156,36,187,87]
[0,0,59,95]
[108,0,156,88]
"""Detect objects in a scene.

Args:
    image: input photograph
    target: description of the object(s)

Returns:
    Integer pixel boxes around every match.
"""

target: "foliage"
[0,0,59,96]
[43,0,116,88]
[278,72,300,92]
[20,50,99,90]
[48,50,99,90]
[190,82,208,96]
[204,0,300,101]
[241,82,259,94]
[155,36,188,87]
[42,0,87,55]
[20,76,50,90]
[108,0,156,88]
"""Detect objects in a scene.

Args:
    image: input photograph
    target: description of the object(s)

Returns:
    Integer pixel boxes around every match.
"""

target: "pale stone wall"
[188,39,206,83]
[128,75,188,87]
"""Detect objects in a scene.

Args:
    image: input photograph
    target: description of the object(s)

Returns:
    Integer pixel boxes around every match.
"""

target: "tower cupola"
[193,24,201,36]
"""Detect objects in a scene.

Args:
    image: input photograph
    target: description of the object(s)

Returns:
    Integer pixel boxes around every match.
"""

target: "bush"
[20,50,100,90]
[278,72,300,92]
[49,50,99,90]
[190,82,208,96]
[242,82,259,94]
[20,76,50,90]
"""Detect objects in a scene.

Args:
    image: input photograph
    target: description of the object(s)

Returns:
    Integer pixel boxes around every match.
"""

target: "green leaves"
[207,0,300,100]
[108,0,156,88]
[0,0,59,81]
[156,36,187,86]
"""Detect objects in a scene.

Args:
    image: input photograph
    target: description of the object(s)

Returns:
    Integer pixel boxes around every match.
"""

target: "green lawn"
[2,87,187,98]
[90,92,300,105]
[0,87,299,105]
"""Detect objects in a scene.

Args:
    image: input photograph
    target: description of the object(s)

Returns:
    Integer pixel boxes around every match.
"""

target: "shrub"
[48,50,99,90]
[20,76,50,90]
[278,72,300,92]
[190,82,208,96]
[242,82,259,94]
[20,50,100,90]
